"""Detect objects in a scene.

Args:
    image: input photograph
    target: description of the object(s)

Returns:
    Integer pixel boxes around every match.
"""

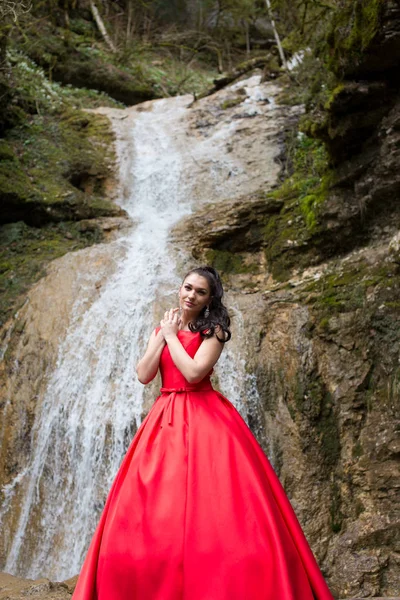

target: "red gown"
[72,329,335,600]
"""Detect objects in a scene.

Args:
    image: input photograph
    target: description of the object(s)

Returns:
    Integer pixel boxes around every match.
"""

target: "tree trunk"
[126,0,133,44]
[245,20,250,56]
[89,0,116,53]
[264,0,287,70]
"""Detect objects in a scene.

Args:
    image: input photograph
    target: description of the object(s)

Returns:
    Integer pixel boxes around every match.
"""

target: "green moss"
[11,19,218,103]
[299,177,330,232]
[291,374,341,475]
[0,160,37,205]
[323,83,345,111]
[318,317,330,332]
[352,440,363,459]
[355,498,366,517]
[304,262,400,322]
[0,140,16,161]
[261,135,331,280]
[326,0,385,76]
[205,249,260,275]
[384,301,400,309]
[10,21,157,105]
[303,264,393,316]
[330,480,343,533]
[0,52,124,324]
[0,221,105,326]
[220,96,243,110]
[2,107,118,224]
[301,379,340,465]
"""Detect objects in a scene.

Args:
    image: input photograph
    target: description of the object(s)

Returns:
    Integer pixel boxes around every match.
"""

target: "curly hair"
[182,266,231,343]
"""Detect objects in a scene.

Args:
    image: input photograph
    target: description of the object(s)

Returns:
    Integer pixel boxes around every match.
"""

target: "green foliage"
[271,0,333,38]
[261,133,331,280]
[124,47,218,97]
[6,49,122,117]
[0,50,122,320]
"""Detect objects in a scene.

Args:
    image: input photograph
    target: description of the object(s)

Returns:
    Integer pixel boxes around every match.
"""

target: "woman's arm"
[136,329,166,384]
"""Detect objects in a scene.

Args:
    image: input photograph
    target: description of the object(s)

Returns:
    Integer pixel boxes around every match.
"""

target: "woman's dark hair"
[183,266,231,343]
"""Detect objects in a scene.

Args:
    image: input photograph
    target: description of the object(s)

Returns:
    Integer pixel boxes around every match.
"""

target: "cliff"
[172,2,400,596]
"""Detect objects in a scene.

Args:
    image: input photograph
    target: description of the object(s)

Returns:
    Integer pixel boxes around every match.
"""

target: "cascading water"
[1,76,286,580]
[4,98,192,579]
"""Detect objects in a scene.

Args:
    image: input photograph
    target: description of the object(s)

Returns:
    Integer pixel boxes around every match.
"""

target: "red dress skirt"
[72,329,335,600]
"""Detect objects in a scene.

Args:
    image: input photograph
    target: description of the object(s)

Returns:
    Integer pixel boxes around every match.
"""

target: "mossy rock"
[0,220,105,326]
[1,107,121,226]
[13,21,158,105]
[261,136,333,280]
[325,0,386,78]
[51,58,157,105]
[205,249,260,275]
[0,139,17,161]
[0,160,38,220]
[220,96,243,110]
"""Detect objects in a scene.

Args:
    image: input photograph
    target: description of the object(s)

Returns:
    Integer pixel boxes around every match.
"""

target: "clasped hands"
[160,308,181,340]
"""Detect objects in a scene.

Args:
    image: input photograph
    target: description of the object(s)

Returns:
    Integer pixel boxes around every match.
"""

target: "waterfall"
[3,98,192,579]
[1,76,281,580]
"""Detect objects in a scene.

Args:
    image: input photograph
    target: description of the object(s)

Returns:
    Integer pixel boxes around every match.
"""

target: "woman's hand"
[160,308,181,340]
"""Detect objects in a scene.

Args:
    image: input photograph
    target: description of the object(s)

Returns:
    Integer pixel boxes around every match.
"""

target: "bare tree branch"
[0,0,32,22]
[89,0,117,53]
[264,0,287,71]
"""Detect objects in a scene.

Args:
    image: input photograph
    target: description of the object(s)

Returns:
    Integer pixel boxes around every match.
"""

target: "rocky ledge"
[0,571,399,599]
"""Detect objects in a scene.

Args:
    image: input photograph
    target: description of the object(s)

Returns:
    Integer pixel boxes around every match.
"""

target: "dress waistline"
[158,384,213,427]
[160,384,213,393]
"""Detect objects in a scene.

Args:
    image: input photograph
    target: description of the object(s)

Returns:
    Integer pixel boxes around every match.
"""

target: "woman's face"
[179,273,211,317]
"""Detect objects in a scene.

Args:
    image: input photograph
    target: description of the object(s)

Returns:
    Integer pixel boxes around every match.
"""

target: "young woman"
[72,266,335,600]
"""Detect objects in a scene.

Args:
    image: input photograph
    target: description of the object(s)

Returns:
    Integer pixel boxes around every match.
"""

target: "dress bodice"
[156,328,213,391]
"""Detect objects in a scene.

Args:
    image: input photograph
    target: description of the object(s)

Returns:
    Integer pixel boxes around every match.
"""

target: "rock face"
[301,0,400,261]
[0,571,76,599]
[1,571,398,600]
[0,242,125,574]
[175,210,400,597]
[171,4,400,597]
[0,570,399,600]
